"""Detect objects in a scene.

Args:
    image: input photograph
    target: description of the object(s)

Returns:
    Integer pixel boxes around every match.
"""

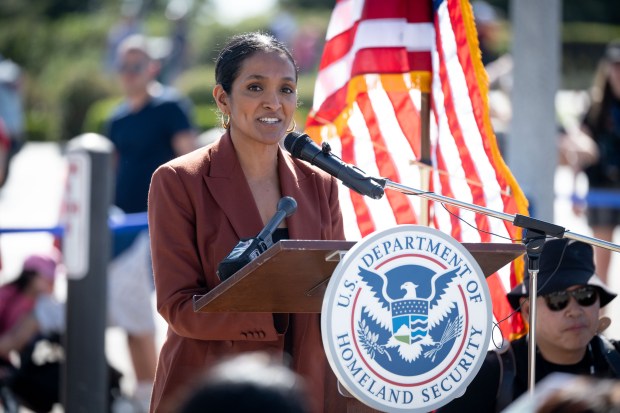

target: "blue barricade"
[0,212,149,235]
[571,189,620,208]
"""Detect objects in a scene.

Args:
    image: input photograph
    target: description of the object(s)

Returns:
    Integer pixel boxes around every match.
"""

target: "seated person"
[178,352,310,413]
[0,252,59,339]
[437,238,620,413]
[0,254,120,412]
[504,374,620,413]
[0,252,63,412]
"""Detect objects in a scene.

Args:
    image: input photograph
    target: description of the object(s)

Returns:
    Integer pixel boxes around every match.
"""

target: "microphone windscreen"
[277,196,297,217]
[284,132,309,158]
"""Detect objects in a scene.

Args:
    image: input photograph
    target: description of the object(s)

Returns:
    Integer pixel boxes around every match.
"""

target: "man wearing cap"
[437,239,620,413]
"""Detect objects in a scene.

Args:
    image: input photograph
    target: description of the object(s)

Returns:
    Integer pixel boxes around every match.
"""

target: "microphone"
[256,196,297,248]
[284,132,385,199]
[217,196,297,281]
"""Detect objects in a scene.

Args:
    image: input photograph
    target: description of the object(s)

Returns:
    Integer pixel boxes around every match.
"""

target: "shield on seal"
[391,299,429,345]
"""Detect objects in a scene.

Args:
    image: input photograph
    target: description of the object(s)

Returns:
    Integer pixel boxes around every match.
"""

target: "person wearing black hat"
[437,239,620,413]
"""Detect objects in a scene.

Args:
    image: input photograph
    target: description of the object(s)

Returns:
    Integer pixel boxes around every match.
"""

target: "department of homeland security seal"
[321,225,492,412]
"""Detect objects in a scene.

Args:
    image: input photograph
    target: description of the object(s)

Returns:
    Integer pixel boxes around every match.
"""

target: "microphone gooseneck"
[217,196,297,281]
[256,196,297,244]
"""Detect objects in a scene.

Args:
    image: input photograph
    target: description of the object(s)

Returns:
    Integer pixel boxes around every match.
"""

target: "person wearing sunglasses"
[437,238,620,413]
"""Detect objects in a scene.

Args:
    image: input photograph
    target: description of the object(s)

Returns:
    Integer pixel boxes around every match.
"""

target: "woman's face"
[214,50,297,147]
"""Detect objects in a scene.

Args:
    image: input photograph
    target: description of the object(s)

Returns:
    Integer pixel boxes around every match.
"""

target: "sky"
[211,0,278,25]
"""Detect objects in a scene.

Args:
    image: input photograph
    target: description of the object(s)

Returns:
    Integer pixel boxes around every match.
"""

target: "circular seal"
[322,225,492,412]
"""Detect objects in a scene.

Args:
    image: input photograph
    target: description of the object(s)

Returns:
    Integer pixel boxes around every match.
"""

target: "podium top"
[193,240,524,314]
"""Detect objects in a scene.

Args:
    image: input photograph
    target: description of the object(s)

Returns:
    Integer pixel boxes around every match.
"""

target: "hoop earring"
[222,114,230,129]
[286,120,296,133]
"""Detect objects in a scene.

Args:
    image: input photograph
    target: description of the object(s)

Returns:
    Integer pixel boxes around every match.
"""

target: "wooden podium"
[193,240,524,412]
[193,240,524,313]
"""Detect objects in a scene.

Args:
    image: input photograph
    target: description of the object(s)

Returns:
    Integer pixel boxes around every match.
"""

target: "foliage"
[61,69,117,140]
[563,0,620,25]
[295,72,317,113]
[176,66,216,106]
[563,22,620,44]
[0,11,118,141]
[485,0,620,25]
[193,104,220,132]
[1,0,619,141]
[280,0,335,10]
[189,17,274,66]
[83,97,124,136]
[0,0,90,19]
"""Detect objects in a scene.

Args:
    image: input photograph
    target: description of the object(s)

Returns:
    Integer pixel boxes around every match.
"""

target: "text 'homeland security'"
[336,333,414,406]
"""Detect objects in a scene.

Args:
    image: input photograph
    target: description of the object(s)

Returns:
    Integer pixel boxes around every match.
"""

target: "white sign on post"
[63,151,91,279]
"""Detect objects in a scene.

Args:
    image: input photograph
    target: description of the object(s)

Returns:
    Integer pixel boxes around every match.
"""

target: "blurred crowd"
[0,1,619,412]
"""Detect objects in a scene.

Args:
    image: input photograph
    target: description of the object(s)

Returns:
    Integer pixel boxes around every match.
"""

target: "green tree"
[280,0,334,10]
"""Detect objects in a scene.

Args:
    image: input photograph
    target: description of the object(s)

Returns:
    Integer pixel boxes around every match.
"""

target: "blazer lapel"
[203,133,263,239]
[204,136,322,241]
[279,147,321,241]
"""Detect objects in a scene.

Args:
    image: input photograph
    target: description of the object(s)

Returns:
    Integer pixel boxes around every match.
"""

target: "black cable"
[396,184,573,347]
[438,202,520,242]
[431,200,570,347]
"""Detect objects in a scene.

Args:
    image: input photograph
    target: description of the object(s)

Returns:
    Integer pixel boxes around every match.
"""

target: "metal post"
[508,0,561,222]
[527,268,538,394]
[63,133,114,413]
[523,233,545,394]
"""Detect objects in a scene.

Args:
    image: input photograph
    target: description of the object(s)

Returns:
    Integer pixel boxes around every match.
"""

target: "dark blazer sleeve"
[148,164,279,341]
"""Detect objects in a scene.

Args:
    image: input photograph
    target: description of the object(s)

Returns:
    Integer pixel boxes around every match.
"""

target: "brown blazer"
[148,132,347,412]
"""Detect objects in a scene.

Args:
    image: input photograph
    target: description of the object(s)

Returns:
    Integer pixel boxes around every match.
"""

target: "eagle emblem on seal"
[357,265,464,363]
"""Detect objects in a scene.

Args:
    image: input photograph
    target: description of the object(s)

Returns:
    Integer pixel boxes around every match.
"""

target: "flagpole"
[419,91,432,227]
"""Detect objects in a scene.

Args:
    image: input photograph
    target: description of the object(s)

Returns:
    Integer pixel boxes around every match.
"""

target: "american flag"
[305,0,529,337]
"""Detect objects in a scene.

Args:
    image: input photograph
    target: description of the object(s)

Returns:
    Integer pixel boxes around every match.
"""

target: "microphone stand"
[285,134,620,394]
[380,178,620,394]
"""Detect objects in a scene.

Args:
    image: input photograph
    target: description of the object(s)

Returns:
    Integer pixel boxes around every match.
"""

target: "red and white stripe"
[306,0,528,337]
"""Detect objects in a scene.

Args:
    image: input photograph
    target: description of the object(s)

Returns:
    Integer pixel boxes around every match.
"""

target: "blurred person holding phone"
[576,40,620,285]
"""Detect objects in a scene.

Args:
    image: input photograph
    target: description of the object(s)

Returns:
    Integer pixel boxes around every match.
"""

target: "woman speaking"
[147,32,346,413]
